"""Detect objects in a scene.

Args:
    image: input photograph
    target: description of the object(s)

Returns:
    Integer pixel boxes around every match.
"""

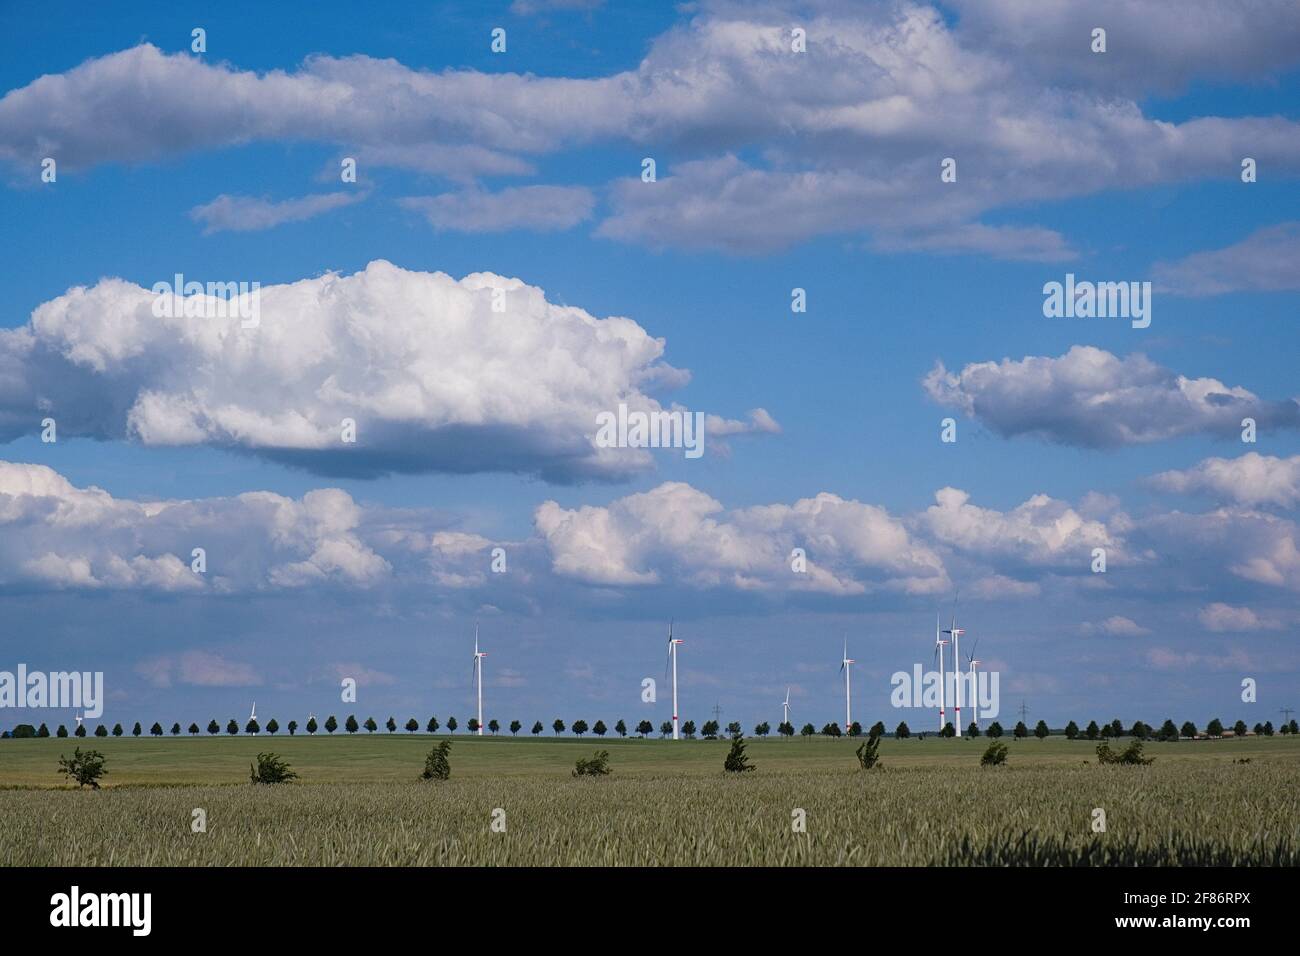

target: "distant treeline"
[6,714,1298,740]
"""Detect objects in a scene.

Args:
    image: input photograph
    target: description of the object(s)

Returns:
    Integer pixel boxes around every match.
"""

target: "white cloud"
[535,481,948,594]
[1081,616,1150,637]
[1150,453,1300,509]
[1152,223,1300,296]
[1197,602,1278,633]
[136,650,261,688]
[924,346,1300,447]
[0,260,769,480]
[400,185,595,233]
[189,192,364,233]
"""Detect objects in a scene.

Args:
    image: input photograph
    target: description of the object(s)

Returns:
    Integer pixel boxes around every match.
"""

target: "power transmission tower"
[1280,706,1295,724]
[1018,700,1030,723]
[711,702,724,724]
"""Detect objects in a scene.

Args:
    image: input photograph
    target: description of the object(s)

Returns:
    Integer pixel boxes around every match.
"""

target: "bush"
[58,748,107,789]
[724,734,755,773]
[1096,740,1155,765]
[855,732,883,770]
[980,741,1008,766]
[421,740,452,781]
[249,752,298,784]
[573,750,612,777]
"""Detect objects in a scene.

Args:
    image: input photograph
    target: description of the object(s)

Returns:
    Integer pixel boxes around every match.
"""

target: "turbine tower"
[74,712,83,731]
[966,637,981,733]
[782,687,791,729]
[840,639,855,734]
[249,701,257,735]
[934,612,948,732]
[666,621,684,740]
[472,624,487,736]
[942,595,965,737]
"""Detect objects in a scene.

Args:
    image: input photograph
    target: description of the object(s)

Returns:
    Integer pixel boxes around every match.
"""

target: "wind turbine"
[965,638,982,734]
[782,687,791,730]
[249,701,257,735]
[74,712,83,731]
[472,624,487,736]
[666,621,684,740]
[942,595,965,737]
[934,612,948,732]
[840,639,855,734]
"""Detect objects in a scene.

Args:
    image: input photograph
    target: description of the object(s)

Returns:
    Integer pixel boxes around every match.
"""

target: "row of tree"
[10,715,1297,740]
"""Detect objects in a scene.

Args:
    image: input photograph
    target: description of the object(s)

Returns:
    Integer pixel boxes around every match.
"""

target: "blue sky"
[1,0,1298,734]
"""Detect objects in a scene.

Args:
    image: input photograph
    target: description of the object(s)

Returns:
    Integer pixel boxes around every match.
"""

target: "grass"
[3,734,1297,865]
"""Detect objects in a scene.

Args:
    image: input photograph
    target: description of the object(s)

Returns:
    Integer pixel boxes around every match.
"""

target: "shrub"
[58,748,108,789]
[1096,740,1155,765]
[249,752,298,784]
[724,734,755,773]
[980,741,1008,766]
[421,741,452,781]
[855,732,883,770]
[573,750,612,777]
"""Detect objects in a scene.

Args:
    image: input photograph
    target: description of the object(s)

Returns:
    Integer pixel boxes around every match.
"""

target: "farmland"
[2,735,1298,866]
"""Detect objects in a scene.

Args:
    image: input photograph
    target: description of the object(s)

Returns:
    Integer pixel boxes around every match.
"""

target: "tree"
[1180,720,1198,739]
[966,722,980,738]
[226,719,239,735]
[207,720,220,735]
[324,715,338,734]
[421,741,452,781]
[1158,719,1178,741]
[467,718,480,734]
[615,719,627,738]
[510,720,522,736]
[170,722,181,736]
[344,715,358,734]
[552,719,565,736]
[1110,719,1124,737]
[895,721,910,739]
[1290,720,1299,735]
[1206,718,1224,737]
[246,718,260,735]
[726,721,742,737]
[981,741,1008,766]
[75,724,86,738]
[532,721,544,735]
[724,734,755,773]
[986,721,1004,738]
[941,722,955,738]
[1100,722,1113,739]
[489,719,500,735]
[754,722,770,737]
[701,720,718,739]
[1065,720,1079,740]
[11,724,36,738]
[592,720,606,737]
[363,717,378,734]
[636,720,653,737]
[682,720,697,739]
[870,721,886,738]
[287,720,298,736]
[659,721,672,738]
[150,722,163,737]
[822,722,843,738]
[1013,721,1028,739]
[55,724,68,738]
[58,748,107,789]
[848,721,862,738]
[800,723,815,738]
[112,723,123,737]
[1131,721,1150,740]
[1233,720,1248,737]
[132,722,142,737]
[1253,722,1264,735]
[250,752,297,784]
[778,721,794,739]
[266,718,279,735]
[385,717,397,733]
[1034,720,1049,739]
[94,724,108,737]
[1263,721,1274,737]
[573,751,612,777]
[856,733,882,770]
[1085,720,1099,740]
[405,718,419,733]
[426,717,439,734]
[33,723,49,738]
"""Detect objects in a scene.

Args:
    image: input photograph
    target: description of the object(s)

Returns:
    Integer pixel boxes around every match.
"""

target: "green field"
[3,734,1298,865]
